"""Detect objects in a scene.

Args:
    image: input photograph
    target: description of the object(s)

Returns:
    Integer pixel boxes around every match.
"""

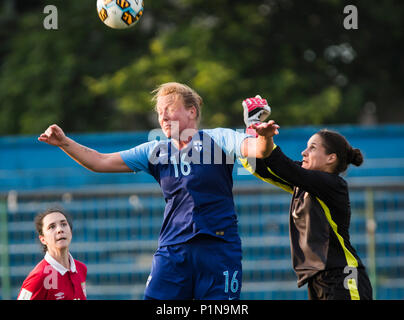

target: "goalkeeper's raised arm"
[38,124,131,173]
[240,96,279,159]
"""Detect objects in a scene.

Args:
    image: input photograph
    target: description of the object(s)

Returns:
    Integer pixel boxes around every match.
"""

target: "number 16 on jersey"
[223,270,239,294]
[170,154,191,177]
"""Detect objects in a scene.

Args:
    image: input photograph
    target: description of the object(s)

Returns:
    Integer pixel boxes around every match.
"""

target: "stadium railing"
[1,124,403,299]
[1,182,403,300]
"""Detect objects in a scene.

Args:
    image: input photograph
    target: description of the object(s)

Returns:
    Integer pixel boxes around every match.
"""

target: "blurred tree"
[0,0,155,134]
[0,0,403,135]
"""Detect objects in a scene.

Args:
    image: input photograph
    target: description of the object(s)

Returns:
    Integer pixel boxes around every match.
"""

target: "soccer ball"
[97,0,144,29]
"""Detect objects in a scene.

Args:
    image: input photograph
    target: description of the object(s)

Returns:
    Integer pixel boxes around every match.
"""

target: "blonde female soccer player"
[17,208,87,300]
[37,82,277,300]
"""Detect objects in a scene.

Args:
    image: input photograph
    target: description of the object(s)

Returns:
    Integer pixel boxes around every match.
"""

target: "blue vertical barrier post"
[365,188,377,299]
[0,198,11,299]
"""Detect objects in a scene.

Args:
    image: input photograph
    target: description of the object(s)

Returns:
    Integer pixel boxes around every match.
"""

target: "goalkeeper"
[240,96,373,300]
[38,82,278,300]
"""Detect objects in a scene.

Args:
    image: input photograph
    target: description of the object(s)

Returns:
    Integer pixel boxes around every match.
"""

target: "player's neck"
[173,139,191,150]
[172,128,198,150]
[47,248,70,270]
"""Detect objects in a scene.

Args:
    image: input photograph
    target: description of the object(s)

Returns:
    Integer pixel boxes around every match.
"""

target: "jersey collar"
[169,130,201,152]
[44,252,77,275]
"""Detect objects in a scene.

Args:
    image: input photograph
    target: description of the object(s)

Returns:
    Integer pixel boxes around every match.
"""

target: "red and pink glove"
[242,95,271,137]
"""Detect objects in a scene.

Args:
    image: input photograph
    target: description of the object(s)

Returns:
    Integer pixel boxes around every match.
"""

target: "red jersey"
[17,252,87,300]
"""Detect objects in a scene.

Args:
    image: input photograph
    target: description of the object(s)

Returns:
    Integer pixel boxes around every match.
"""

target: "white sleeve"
[17,288,33,300]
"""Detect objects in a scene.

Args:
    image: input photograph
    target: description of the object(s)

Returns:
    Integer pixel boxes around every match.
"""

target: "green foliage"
[0,0,403,135]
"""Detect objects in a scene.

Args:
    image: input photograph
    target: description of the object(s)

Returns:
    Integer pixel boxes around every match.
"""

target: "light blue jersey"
[120,128,249,247]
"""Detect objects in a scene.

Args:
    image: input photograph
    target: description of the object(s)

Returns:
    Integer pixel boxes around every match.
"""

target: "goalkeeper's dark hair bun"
[348,147,364,167]
[316,129,364,174]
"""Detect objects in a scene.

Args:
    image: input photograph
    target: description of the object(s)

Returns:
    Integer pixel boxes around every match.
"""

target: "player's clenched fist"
[38,124,67,147]
[242,95,271,136]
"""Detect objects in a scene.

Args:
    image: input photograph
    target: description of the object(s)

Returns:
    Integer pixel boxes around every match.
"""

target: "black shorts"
[307,267,373,300]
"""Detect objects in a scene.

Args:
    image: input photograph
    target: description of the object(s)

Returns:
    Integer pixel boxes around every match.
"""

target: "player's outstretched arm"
[241,120,279,159]
[38,124,131,173]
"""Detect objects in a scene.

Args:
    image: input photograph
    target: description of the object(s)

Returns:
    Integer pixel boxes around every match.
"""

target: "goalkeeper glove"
[242,95,271,137]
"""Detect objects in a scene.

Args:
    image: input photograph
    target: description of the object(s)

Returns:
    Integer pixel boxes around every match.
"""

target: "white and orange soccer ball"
[97,0,144,29]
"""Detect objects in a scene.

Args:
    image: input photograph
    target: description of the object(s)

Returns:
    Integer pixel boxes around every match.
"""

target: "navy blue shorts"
[144,234,242,300]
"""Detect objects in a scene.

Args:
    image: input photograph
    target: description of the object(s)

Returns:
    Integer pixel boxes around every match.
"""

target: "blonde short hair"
[152,82,203,120]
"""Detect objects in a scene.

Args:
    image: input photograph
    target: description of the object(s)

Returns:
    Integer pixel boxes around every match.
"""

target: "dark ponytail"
[317,129,364,174]
[347,147,364,167]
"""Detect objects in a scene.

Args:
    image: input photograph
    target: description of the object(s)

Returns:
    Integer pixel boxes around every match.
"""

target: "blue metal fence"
[1,124,404,192]
[1,124,404,300]
[1,183,404,300]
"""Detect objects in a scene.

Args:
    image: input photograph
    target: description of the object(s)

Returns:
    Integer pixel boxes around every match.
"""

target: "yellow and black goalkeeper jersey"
[240,146,365,288]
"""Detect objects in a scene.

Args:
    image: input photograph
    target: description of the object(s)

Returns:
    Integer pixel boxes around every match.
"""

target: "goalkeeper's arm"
[240,95,279,158]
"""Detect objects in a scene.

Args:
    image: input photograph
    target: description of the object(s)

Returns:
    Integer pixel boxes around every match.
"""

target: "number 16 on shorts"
[223,270,239,295]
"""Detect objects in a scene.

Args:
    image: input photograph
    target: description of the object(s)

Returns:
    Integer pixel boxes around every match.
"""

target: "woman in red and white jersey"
[17,208,87,300]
